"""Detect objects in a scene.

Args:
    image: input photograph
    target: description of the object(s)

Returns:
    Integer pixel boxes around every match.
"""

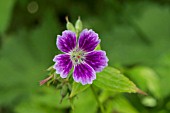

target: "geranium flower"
[53,29,108,85]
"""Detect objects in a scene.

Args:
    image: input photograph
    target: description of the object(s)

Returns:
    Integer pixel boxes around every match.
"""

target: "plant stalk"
[90,85,105,113]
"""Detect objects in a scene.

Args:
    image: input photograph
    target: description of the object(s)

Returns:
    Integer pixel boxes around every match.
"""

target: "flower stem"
[90,85,105,113]
[66,68,73,81]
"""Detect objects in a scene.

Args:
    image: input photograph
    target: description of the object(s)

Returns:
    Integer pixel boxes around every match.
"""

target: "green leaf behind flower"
[95,44,101,50]
[94,66,139,93]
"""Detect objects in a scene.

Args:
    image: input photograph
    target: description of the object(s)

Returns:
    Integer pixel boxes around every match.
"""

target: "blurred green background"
[0,0,170,113]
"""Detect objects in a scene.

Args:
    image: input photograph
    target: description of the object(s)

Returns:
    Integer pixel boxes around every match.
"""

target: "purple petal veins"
[85,50,108,72]
[73,63,96,85]
[53,29,108,85]
[57,30,76,53]
[78,29,100,52]
[53,54,73,78]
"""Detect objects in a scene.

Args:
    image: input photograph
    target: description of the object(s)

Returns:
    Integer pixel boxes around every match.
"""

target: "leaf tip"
[136,88,148,96]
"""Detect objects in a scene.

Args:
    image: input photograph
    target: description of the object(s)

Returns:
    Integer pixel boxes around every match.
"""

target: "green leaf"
[106,95,139,113]
[94,66,138,93]
[95,44,101,50]
[126,66,161,98]
[70,82,90,98]
[154,53,170,98]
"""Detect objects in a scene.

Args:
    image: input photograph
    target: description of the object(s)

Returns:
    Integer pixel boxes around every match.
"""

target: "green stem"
[90,85,105,113]
[66,68,73,81]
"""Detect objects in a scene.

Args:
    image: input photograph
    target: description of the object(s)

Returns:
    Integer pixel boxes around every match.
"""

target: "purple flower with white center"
[53,29,108,85]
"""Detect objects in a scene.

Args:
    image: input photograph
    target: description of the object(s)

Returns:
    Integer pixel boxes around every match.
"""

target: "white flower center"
[70,48,85,65]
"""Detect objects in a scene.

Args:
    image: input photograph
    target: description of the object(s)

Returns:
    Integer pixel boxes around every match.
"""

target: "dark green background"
[0,0,170,113]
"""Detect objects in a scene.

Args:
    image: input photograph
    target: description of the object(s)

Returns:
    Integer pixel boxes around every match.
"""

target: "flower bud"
[75,16,83,33]
[60,84,68,98]
[56,83,63,89]
[39,75,53,86]
[67,83,72,92]
[66,16,76,32]
[60,84,68,103]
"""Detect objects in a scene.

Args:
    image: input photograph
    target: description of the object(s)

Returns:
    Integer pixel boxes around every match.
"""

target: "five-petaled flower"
[53,29,108,85]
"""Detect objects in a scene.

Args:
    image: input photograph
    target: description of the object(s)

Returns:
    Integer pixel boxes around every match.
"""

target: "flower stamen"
[77,55,81,59]
[70,48,85,65]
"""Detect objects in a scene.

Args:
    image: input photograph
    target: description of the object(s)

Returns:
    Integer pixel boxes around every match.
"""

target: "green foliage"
[70,82,90,98]
[0,0,170,113]
[94,67,138,93]
[154,53,170,98]
[105,95,139,113]
[70,89,97,113]
[15,87,70,113]
[0,9,58,106]
[126,66,161,98]
[0,0,16,33]
[95,44,101,50]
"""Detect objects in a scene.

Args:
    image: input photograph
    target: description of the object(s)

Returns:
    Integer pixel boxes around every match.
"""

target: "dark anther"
[81,58,84,61]
[75,59,78,62]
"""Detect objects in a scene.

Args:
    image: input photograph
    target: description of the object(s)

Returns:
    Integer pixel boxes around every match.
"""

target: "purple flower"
[53,29,108,85]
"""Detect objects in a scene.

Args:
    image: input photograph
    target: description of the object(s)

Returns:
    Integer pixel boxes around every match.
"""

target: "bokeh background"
[0,0,170,113]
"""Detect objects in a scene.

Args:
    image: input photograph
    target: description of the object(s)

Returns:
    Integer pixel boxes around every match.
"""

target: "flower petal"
[85,50,108,72]
[57,30,76,53]
[78,29,100,52]
[73,63,96,85]
[53,54,73,78]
